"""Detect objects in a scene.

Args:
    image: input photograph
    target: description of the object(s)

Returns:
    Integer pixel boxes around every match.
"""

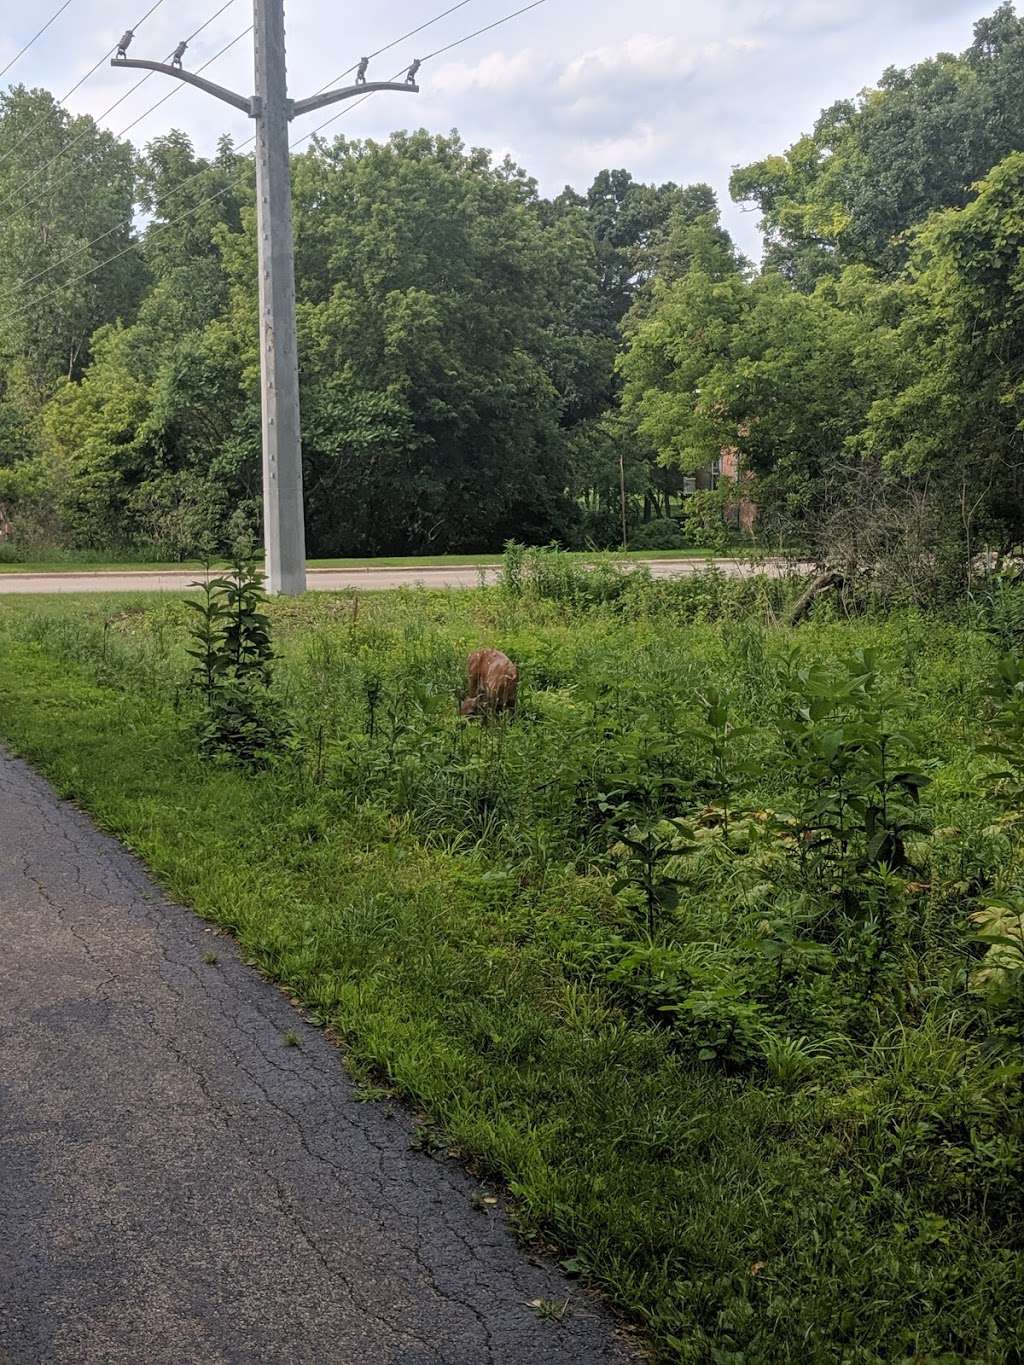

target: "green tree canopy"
[731,3,1024,285]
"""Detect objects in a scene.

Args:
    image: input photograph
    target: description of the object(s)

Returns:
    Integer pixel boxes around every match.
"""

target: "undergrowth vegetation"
[0,548,1021,1362]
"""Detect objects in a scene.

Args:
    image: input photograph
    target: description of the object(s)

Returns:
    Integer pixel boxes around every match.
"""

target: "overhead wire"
[0,0,240,212]
[3,25,253,225]
[302,0,549,139]
[420,0,547,63]
[310,0,478,96]
[0,0,552,326]
[172,1,241,53]
[62,0,168,102]
[1,24,253,224]
[0,0,170,171]
[0,0,79,84]
[4,56,255,299]
[0,71,159,208]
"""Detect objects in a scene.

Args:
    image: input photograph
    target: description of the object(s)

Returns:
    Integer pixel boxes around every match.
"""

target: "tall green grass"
[0,567,1020,1363]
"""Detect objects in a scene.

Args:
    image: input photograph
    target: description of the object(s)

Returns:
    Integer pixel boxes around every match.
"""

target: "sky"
[0,0,1005,257]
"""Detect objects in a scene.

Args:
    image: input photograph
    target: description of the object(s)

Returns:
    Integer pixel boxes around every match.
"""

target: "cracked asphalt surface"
[0,752,638,1365]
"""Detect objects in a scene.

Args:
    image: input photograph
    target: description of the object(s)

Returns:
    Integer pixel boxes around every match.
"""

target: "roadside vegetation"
[0,548,1021,1363]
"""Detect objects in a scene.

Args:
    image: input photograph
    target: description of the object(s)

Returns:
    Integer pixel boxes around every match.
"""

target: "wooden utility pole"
[618,448,628,551]
[113,0,418,594]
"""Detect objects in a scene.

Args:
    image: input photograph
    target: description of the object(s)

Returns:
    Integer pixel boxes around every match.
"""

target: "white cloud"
[751,0,872,36]
[436,49,538,97]
[576,122,673,170]
[558,33,688,89]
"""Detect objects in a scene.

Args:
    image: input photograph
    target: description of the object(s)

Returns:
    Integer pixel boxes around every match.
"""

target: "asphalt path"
[0,750,639,1364]
[0,558,801,594]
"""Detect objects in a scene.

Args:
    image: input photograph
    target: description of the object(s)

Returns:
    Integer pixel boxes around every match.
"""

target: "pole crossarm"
[291,81,418,120]
[109,58,255,115]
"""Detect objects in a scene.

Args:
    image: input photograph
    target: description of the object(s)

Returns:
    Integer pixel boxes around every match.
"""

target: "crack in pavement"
[0,750,642,1365]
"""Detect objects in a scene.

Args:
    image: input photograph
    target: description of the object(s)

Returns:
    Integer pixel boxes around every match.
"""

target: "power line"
[302,0,550,140]
[300,82,394,143]
[0,59,108,176]
[3,26,251,226]
[64,0,168,102]
[5,127,255,301]
[180,1,240,51]
[0,1,240,212]
[1,151,248,303]
[311,0,478,95]
[0,73,155,209]
[2,23,251,224]
[421,0,548,62]
[1,156,257,330]
[0,0,78,83]
[0,0,552,326]
[0,0,170,171]
[1,213,201,330]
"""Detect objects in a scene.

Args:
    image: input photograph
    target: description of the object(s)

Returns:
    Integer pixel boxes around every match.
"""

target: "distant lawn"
[0,546,758,575]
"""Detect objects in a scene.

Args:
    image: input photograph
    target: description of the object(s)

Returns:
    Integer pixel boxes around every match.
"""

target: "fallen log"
[786,569,846,626]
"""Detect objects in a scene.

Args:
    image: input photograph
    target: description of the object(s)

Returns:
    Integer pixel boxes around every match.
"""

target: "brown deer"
[459,649,518,720]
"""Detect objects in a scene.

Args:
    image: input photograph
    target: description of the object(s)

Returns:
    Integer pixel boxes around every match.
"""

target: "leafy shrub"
[681,481,735,552]
[777,648,932,881]
[570,505,624,550]
[980,650,1024,814]
[618,568,792,624]
[975,577,1024,651]
[501,542,645,609]
[127,471,227,561]
[630,517,686,550]
[604,940,768,1066]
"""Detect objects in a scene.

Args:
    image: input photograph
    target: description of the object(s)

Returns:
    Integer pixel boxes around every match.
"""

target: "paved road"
[0,558,800,594]
[0,751,638,1365]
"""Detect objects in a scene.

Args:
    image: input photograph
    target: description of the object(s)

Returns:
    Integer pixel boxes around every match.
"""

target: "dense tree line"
[0,100,701,556]
[622,2,1024,586]
[3,4,1024,570]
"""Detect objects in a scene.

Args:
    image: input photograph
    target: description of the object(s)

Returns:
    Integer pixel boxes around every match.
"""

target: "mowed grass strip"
[0,546,741,574]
